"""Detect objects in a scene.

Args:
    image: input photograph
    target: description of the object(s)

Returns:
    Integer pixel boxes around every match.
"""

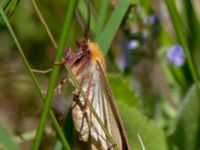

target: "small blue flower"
[126,39,139,50]
[148,15,158,24]
[167,44,185,67]
[144,15,158,25]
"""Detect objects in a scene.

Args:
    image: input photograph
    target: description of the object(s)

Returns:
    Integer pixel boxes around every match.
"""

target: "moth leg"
[54,60,68,65]
[82,75,93,113]
[55,75,68,94]
[54,47,73,65]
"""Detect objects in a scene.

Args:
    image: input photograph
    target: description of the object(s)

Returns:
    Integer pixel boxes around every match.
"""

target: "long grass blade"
[97,0,131,54]
[32,0,77,149]
[94,0,109,39]
[32,0,57,49]
[0,6,71,150]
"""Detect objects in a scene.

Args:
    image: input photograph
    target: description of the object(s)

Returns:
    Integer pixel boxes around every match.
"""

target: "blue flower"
[126,39,139,50]
[144,15,158,25]
[167,44,185,67]
[148,15,158,24]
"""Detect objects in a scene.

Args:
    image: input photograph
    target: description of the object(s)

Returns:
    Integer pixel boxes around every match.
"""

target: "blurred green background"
[0,0,200,149]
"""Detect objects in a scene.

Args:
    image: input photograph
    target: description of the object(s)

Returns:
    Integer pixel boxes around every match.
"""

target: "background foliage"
[0,0,200,149]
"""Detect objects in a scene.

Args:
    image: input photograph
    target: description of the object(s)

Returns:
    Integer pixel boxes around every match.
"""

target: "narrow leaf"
[97,0,131,54]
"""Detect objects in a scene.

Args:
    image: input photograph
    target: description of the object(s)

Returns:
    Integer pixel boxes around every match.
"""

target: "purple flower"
[144,15,158,25]
[148,15,158,24]
[167,44,185,67]
[126,39,139,50]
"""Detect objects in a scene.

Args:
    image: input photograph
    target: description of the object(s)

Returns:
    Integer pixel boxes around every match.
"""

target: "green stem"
[0,6,70,150]
[32,0,57,49]
[165,0,200,97]
[32,0,77,149]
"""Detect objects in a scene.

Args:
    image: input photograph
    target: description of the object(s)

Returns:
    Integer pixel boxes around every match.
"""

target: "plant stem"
[32,0,57,49]
[32,0,77,149]
[0,6,71,150]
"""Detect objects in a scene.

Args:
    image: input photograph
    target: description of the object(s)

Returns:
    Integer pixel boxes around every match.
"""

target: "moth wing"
[96,61,130,150]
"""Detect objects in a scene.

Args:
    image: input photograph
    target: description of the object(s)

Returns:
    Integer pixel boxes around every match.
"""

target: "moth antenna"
[84,0,91,40]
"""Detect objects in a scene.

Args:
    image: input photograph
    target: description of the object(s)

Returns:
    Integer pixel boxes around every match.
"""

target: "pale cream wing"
[97,61,130,150]
[88,63,122,150]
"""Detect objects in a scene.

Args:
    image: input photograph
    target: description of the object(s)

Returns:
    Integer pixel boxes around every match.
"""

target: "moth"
[55,4,130,150]
[56,38,130,150]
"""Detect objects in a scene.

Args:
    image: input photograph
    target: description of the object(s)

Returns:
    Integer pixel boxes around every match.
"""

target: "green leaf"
[108,74,139,108]
[0,123,19,150]
[108,74,167,149]
[168,84,200,150]
[94,0,108,38]
[117,101,168,150]
[97,0,131,54]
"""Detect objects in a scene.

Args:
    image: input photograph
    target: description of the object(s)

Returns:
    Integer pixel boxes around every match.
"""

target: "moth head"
[76,39,90,52]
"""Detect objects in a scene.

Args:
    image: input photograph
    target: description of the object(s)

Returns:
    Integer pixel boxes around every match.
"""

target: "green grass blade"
[97,0,131,54]
[77,0,97,34]
[165,0,200,98]
[0,6,71,150]
[94,0,109,38]
[32,0,57,48]
[32,0,77,149]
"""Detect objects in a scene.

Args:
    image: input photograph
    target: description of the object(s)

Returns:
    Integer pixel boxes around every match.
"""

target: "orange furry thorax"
[87,40,105,69]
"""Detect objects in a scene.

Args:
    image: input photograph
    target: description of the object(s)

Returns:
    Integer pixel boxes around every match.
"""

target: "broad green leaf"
[117,101,168,150]
[108,74,167,149]
[108,74,139,108]
[168,84,200,150]
[0,123,19,150]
